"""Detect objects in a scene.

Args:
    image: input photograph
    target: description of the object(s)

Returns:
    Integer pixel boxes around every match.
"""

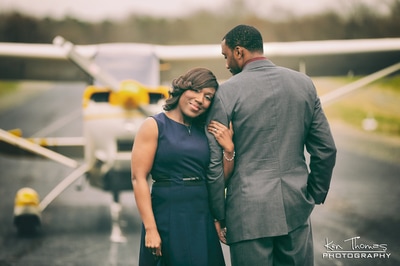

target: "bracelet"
[223,150,235,161]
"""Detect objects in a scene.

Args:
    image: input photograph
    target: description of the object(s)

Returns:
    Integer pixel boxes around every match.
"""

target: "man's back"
[209,59,336,243]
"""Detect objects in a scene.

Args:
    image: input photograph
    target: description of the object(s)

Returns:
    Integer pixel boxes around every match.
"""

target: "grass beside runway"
[313,75,400,137]
[0,80,18,96]
[0,80,52,114]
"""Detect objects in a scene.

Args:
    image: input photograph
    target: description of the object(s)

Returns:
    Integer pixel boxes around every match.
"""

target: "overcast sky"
[0,0,390,22]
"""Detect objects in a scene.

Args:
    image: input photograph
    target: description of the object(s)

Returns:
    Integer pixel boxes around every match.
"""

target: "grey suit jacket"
[206,59,336,244]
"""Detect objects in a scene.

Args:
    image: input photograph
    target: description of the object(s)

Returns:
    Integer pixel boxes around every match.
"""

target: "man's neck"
[243,56,267,68]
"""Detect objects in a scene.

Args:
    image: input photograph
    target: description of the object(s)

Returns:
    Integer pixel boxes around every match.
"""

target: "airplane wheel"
[14,214,41,235]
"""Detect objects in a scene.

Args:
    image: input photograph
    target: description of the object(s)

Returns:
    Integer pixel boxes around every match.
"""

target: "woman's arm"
[207,120,234,181]
[131,117,162,256]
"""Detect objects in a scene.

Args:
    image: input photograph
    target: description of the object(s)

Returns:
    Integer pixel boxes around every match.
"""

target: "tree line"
[0,0,399,45]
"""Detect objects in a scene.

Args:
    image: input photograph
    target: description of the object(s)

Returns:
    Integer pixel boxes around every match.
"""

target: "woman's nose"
[194,93,204,104]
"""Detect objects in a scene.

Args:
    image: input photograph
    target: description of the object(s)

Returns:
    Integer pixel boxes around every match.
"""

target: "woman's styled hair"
[223,24,264,53]
[163,67,218,126]
[163,67,218,111]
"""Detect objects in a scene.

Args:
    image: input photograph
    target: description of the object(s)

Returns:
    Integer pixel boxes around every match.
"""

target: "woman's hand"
[207,120,234,153]
[145,227,162,257]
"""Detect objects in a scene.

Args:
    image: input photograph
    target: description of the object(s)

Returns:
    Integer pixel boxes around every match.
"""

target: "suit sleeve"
[206,93,229,220]
[306,95,337,204]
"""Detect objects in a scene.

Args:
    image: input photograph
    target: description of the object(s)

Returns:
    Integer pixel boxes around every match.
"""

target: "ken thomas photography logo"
[322,236,391,260]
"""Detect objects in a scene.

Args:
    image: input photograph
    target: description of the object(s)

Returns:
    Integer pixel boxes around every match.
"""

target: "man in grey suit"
[206,24,337,265]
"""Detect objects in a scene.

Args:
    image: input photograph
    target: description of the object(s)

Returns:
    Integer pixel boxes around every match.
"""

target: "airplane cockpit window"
[94,44,160,87]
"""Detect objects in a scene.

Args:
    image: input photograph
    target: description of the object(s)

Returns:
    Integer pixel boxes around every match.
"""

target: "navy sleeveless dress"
[138,112,225,266]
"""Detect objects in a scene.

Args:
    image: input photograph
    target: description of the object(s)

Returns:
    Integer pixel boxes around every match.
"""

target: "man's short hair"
[223,24,264,53]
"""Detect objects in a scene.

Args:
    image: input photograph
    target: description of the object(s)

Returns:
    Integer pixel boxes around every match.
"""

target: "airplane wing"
[152,38,400,60]
[0,42,64,59]
[2,37,400,67]
[263,38,400,56]
[0,36,170,160]
[1,37,400,152]
[1,37,400,103]
[0,41,98,59]
[152,38,400,105]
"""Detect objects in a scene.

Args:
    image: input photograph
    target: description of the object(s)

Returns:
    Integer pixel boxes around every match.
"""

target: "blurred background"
[1,0,399,143]
[1,0,400,81]
[0,0,399,265]
[2,0,399,44]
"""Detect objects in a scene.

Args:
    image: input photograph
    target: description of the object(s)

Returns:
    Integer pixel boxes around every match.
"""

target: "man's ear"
[234,46,243,59]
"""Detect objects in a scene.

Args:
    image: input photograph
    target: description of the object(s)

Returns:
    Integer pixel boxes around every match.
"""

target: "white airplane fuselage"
[83,94,164,199]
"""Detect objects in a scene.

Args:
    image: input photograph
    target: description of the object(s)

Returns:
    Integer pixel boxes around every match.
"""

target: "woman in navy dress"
[131,68,235,266]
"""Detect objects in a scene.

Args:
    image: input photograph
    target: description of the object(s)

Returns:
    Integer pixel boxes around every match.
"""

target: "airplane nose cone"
[117,81,150,109]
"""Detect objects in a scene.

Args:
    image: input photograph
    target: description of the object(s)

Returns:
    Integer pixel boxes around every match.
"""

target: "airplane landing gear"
[109,190,127,243]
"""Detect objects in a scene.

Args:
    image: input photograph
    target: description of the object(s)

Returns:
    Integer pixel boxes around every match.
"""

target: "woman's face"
[178,87,216,118]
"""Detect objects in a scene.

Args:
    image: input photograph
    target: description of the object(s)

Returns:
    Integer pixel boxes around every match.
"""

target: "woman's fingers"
[208,121,228,133]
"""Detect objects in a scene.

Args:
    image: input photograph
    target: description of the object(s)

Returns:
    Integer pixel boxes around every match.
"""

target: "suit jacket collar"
[243,56,267,68]
[242,57,274,71]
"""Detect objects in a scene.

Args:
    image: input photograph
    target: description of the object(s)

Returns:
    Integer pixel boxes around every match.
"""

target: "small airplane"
[0,36,171,242]
[0,36,400,242]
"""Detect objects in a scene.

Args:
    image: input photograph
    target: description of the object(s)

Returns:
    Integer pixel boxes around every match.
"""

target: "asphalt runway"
[0,81,399,266]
